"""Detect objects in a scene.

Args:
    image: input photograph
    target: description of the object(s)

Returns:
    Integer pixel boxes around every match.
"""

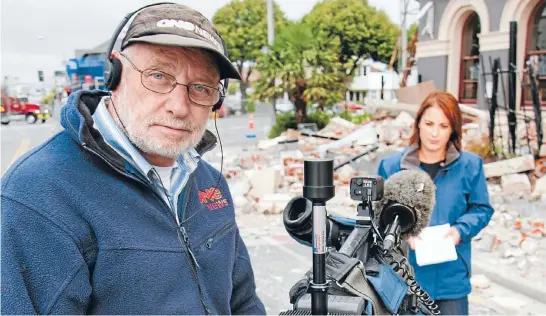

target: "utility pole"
[267,0,274,46]
[399,0,408,74]
[267,0,277,122]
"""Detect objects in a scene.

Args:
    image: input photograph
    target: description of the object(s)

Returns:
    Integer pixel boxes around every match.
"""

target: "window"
[459,12,481,104]
[523,2,546,106]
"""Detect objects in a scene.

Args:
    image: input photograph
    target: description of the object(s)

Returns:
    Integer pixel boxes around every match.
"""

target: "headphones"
[103,2,229,112]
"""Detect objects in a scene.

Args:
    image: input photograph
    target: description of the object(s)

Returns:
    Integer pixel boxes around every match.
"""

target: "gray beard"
[110,93,206,159]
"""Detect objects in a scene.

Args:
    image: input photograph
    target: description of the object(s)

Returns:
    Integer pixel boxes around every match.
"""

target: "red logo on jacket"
[199,187,229,210]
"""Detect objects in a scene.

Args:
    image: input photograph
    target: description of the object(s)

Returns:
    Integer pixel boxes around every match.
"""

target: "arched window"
[523,1,546,106]
[459,12,481,104]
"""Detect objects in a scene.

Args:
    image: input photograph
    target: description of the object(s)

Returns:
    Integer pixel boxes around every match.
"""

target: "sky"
[0,0,420,86]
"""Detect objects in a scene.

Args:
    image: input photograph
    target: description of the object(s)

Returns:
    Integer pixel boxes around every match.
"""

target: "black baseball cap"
[121,3,241,80]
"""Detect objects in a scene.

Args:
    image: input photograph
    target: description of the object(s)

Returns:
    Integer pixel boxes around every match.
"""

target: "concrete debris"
[473,183,546,280]
[224,107,546,274]
[318,123,378,157]
[317,117,356,139]
[393,111,415,129]
[471,274,491,289]
[221,106,546,288]
[533,171,546,196]
[378,119,402,146]
[483,154,535,178]
[222,114,387,216]
[500,173,532,196]
[257,193,293,214]
[248,168,283,200]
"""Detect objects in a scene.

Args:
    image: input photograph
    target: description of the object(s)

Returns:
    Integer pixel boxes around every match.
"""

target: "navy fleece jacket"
[1,90,266,315]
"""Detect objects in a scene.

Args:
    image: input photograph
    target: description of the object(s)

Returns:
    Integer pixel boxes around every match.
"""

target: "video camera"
[280,158,441,315]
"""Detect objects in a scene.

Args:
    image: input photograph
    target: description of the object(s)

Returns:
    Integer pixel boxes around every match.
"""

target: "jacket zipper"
[178,175,200,269]
[177,174,212,315]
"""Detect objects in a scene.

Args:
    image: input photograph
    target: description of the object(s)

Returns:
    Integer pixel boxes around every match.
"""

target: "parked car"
[275,102,294,114]
[332,102,366,115]
[224,98,243,115]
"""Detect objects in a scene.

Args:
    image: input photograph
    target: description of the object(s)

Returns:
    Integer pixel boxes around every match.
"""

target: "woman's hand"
[445,227,461,245]
[407,236,419,250]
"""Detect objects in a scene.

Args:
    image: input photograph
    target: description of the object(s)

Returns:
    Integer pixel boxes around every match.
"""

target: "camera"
[349,177,383,202]
[280,159,440,316]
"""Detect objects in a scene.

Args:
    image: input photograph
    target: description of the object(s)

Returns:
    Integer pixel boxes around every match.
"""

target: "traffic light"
[38,70,44,82]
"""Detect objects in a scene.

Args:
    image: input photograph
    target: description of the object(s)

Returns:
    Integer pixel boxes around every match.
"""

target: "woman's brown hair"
[409,90,463,151]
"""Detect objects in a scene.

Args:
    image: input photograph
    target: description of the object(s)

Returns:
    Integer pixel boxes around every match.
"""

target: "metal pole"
[491,58,500,155]
[267,0,274,46]
[400,0,408,73]
[508,21,518,154]
[267,0,277,122]
[528,57,543,156]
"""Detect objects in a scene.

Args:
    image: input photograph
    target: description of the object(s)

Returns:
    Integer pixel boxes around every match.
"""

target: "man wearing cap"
[1,3,266,315]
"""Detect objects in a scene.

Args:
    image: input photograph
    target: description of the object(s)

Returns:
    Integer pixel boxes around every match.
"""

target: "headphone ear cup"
[105,57,123,91]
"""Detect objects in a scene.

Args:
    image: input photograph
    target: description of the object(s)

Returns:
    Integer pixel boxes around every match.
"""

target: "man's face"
[111,43,220,162]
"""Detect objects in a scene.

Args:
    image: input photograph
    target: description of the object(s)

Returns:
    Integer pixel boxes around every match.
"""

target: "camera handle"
[338,198,374,260]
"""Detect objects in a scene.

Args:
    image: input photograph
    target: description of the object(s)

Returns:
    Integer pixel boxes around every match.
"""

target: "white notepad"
[414,224,458,266]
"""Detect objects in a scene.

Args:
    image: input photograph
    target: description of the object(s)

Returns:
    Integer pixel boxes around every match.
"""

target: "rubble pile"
[474,183,546,276]
[221,106,546,281]
[224,107,543,233]
[223,111,418,215]
[487,114,546,157]
[224,108,486,216]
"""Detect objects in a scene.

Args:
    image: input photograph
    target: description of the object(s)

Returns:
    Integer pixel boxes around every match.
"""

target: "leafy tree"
[407,23,419,42]
[303,0,399,77]
[212,0,287,112]
[253,21,345,123]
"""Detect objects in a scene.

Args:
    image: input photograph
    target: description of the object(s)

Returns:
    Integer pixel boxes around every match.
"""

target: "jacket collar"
[400,142,461,170]
[60,89,218,172]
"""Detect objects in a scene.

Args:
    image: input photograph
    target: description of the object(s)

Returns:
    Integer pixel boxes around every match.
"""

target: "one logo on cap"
[156,19,223,52]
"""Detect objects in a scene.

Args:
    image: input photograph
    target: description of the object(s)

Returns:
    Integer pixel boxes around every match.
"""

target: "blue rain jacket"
[1,90,266,315]
[377,143,494,300]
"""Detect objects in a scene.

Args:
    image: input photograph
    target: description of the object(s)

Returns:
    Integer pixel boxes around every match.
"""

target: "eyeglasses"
[119,52,224,107]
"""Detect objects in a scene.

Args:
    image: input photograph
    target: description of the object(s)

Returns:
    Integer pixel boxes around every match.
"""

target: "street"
[0,108,536,315]
[1,119,59,175]
[1,104,274,176]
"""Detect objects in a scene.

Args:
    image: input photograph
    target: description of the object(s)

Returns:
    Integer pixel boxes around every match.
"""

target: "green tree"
[303,0,399,77]
[253,22,345,123]
[407,23,419,41]
[213,0,287,112]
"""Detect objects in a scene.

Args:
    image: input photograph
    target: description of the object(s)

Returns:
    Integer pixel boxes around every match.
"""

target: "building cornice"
[415,40,449,58]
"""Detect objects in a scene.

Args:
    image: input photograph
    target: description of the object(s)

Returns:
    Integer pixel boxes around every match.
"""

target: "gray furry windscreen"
[376,169,436,237]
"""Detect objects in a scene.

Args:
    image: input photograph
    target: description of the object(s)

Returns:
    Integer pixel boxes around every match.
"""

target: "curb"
[472,259,546,305]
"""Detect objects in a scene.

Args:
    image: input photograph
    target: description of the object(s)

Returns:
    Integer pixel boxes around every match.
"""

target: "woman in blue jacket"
[377,91,494,315]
